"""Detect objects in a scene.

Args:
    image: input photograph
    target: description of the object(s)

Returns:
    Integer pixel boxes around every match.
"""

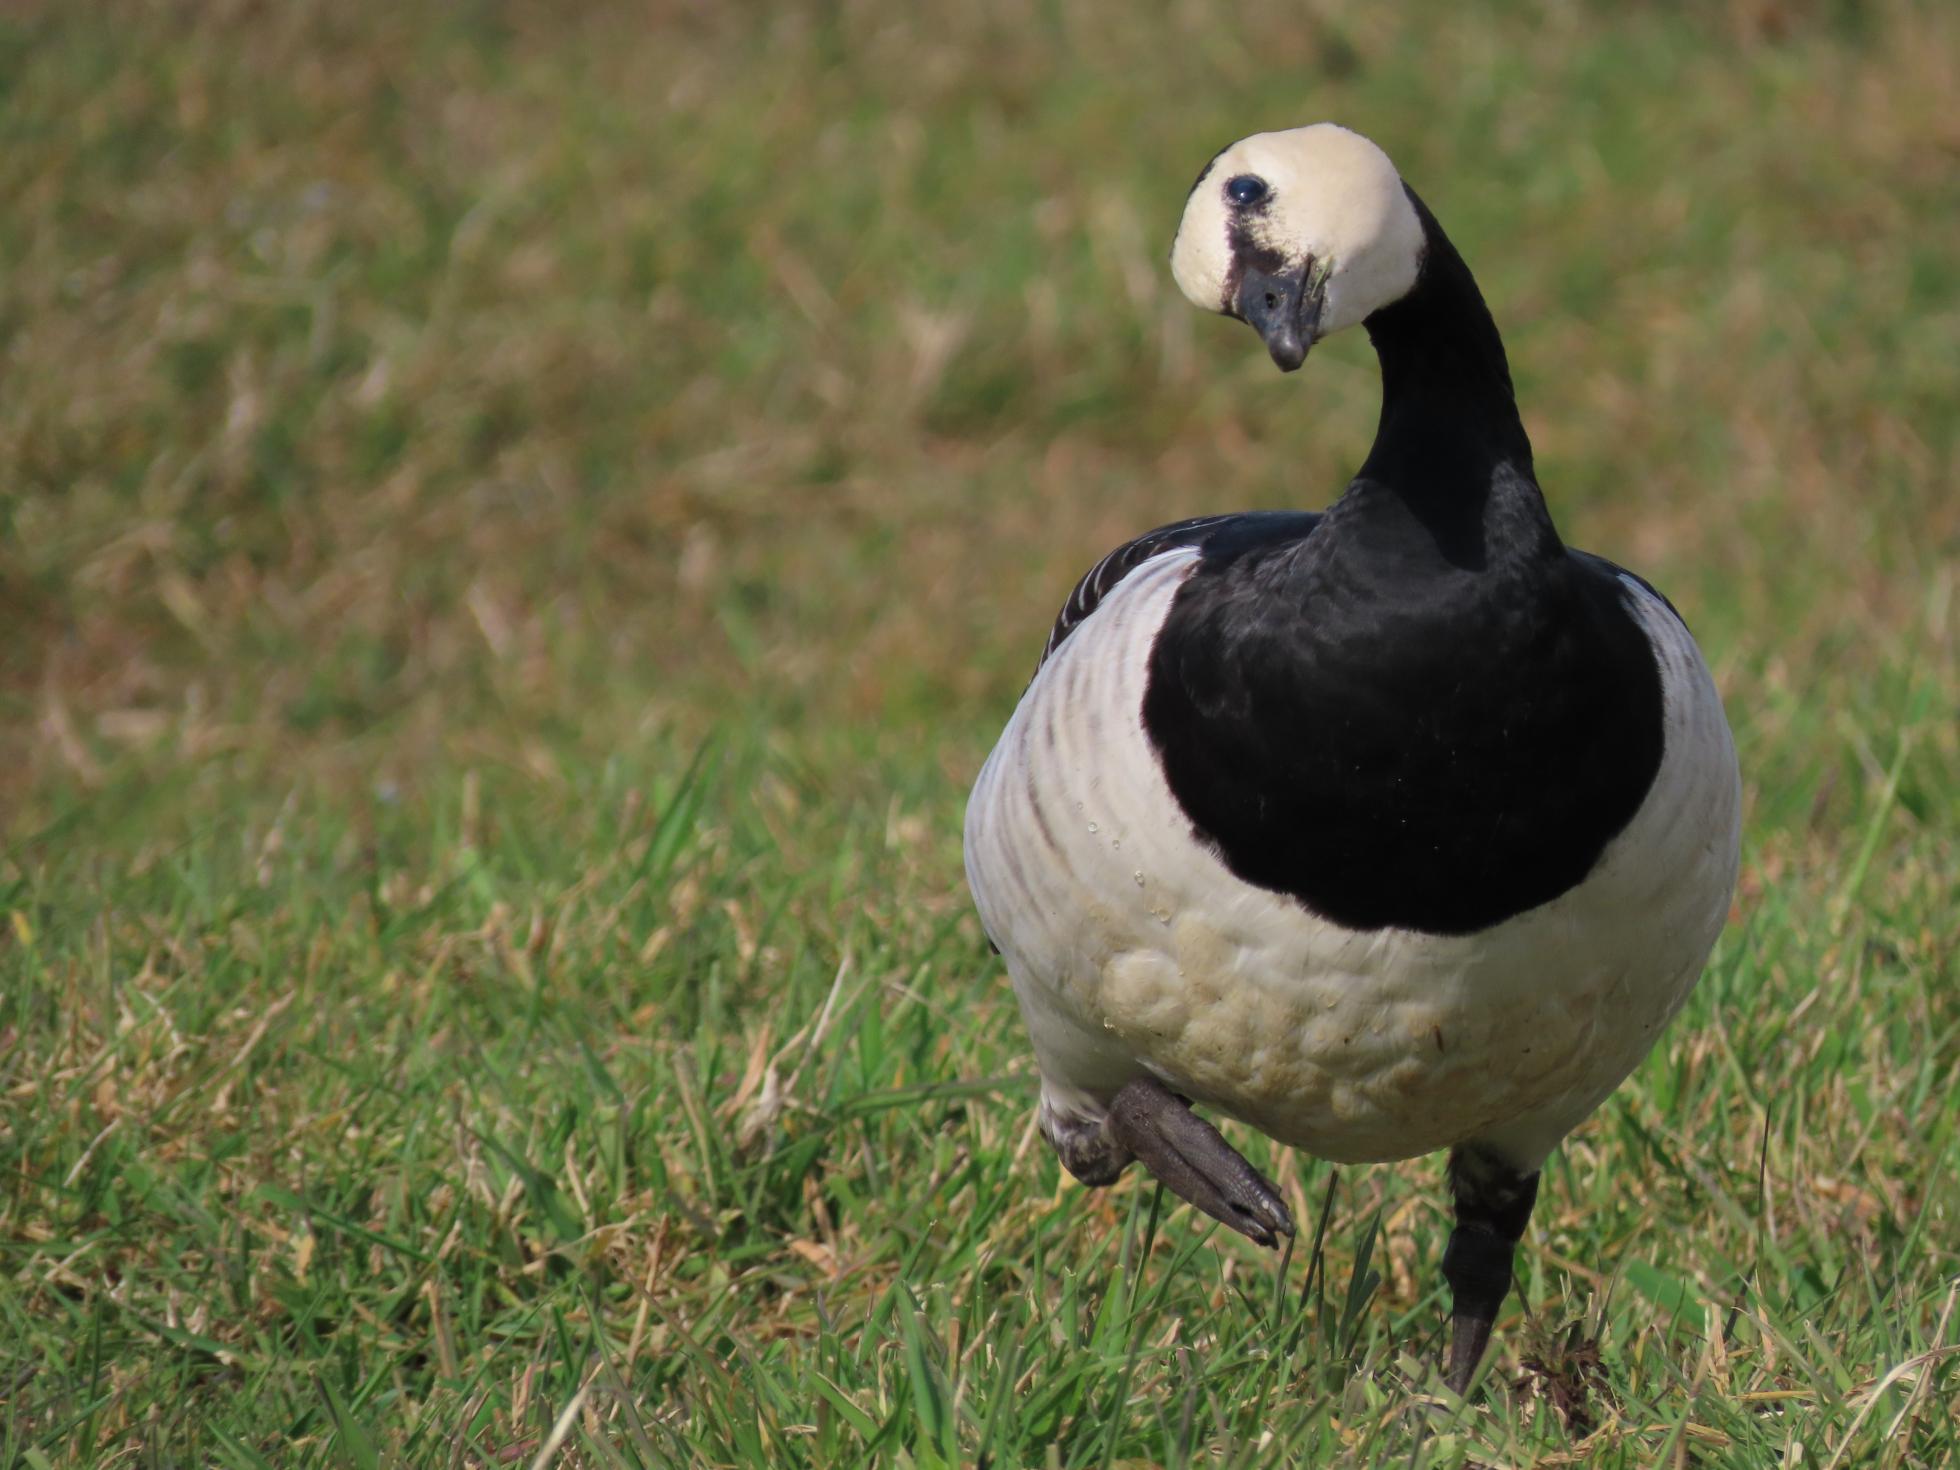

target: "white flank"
[964,558,1740,1173]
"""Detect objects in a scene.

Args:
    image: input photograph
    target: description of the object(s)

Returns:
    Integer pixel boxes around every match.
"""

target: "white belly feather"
[964,550,1739,1171]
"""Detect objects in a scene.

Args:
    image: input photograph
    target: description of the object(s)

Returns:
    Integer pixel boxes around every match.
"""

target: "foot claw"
[1440,1148,1541,1396]
[1444,1312,1493,1395]
[1106,1076,1294,1246]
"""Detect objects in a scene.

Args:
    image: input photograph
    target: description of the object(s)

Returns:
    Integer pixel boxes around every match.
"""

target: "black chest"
[1141,490,1666,936]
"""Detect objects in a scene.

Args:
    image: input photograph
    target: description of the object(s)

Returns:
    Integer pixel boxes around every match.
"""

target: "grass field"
[3,0,1957,1464]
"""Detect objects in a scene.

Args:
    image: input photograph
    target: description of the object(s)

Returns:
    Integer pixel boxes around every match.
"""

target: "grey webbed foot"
[1441,1146,1540,1394]
[1104,1075,1294,1247]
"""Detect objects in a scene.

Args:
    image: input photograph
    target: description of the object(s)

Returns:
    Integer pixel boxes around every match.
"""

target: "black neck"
[1355,187,1536,510]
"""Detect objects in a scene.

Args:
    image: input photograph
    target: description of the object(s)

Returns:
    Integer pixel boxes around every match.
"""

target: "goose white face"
[1170,124,1425,370]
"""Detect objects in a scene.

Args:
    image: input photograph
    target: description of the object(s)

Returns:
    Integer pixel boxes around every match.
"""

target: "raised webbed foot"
[1104,1075,1294,1247]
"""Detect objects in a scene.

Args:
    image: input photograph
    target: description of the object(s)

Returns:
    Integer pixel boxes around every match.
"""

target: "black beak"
[1237,260,1324,373]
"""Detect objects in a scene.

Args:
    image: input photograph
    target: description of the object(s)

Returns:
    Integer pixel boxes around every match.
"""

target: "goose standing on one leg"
[963,124,1741,1393]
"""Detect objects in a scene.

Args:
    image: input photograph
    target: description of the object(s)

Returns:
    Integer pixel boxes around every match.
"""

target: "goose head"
[1170,124,1425,371]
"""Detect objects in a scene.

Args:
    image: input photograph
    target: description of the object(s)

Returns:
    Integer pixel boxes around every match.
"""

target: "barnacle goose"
[964,124,1741,1392]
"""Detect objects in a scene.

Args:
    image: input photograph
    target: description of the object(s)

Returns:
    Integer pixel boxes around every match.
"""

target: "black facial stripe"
[1222,214,1291,319]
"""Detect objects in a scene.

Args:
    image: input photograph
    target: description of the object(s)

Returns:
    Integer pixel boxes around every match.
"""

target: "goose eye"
[1225,175,1269,207]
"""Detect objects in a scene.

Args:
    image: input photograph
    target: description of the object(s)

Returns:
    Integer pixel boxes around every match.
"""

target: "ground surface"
[2,1,1957,1465]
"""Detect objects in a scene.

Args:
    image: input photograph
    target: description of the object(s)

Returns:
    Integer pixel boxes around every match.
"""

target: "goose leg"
[1441,1145,1540,1394]
[1104,1075,1295,1247]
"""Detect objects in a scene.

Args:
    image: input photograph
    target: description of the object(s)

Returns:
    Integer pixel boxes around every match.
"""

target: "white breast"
[965,556,1739,1172]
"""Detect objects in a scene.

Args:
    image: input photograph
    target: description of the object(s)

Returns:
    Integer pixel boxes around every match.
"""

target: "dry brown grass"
[4,0,1954,828]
